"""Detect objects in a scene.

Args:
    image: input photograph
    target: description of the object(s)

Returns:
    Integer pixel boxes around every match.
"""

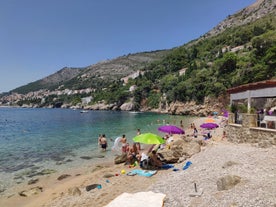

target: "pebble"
[148,142,276,207]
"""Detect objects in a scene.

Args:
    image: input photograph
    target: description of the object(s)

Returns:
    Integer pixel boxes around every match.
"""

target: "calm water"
[0,107,195,193]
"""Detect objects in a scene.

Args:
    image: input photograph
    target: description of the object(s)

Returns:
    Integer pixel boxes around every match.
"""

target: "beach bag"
[140,158,151,170]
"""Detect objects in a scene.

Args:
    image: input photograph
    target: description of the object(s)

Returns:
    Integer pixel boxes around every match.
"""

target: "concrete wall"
[225,113,276,146]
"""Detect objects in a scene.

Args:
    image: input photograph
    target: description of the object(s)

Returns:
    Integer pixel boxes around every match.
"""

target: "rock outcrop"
[216,175,241,191]
[114,154,127,164]
[120,102,134,111]
[157,137,201,163]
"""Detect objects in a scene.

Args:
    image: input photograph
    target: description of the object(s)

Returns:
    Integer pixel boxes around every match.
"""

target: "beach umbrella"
[200,123,219,129]
[205,117,215,123]
[222,110,229,118]
[158,125,185,134]
[133,133,165,145]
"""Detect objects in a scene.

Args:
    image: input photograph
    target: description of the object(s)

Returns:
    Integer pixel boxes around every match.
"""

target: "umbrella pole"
[194,183,197,192]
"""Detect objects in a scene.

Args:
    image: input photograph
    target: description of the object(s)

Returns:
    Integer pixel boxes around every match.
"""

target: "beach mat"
[127,169,157,177]
[104,191,166,207]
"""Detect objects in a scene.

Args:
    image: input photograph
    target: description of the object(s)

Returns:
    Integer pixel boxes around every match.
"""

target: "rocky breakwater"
[83,96,225,116]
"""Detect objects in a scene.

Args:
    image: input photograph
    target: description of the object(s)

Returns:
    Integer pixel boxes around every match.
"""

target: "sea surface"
[0,107,195,194]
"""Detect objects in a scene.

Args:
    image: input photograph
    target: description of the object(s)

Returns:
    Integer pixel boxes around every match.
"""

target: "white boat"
[129,111,142,114]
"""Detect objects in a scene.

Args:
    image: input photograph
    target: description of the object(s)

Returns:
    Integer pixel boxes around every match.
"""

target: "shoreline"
[0,116,217,206]
[1,116,275,207]
[0,109,197,198]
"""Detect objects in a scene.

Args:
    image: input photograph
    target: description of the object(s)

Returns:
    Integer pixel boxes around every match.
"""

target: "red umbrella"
[158,125,185,134]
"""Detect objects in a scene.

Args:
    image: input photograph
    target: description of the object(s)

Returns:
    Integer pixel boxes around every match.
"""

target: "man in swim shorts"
[99,134,107,151]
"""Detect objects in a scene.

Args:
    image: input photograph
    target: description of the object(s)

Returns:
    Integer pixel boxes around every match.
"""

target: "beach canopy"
[158,125,184,134]
[200,123,219,129]
[133,133,165,144]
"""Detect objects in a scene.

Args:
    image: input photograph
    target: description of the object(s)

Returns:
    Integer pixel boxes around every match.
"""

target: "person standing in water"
[98,134,102,147]
[99,134,108,151]
[120,134,127,153]
[135,128,141,151]
[180,120,184,129]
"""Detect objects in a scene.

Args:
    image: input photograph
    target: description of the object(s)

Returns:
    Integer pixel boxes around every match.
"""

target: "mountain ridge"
[9,0,276,95]
[10,50,169,94]
[1,0,275,114]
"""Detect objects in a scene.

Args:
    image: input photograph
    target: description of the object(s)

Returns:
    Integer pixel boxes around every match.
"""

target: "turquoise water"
[0,108,195,193]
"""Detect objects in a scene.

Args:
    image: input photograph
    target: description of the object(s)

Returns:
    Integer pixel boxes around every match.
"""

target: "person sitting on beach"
[126,143,141,164]
[99,134,107,151]
[160,134,169,149]
[120,134,127,154]
[166,135,174,149]
[149,150,163,168]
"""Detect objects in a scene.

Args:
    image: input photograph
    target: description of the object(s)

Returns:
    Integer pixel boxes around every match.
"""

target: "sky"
[0,0,257,93]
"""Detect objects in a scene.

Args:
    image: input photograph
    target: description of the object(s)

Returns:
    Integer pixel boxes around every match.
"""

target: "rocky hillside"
[42,67,83,87]
[12,50,169,94]
[1,0,275,115]
[9,0,276,95]
[204,0,276,37]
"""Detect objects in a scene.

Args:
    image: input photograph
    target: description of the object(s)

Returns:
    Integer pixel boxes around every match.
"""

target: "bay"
[0,107,195,193]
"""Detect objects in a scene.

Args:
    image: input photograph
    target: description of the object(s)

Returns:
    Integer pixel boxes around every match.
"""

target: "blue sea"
[0,107,195,193]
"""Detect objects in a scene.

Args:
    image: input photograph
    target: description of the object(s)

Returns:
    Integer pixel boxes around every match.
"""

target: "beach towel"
[104,191,166,207]
[127,169,157,177]
[183,161,192,170]
[161,164,174,169]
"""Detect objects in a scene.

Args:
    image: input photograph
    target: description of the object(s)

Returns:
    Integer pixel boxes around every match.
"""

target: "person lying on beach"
[203,130,212,140]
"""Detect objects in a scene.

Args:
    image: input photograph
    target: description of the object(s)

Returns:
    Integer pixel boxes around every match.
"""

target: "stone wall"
[225,113,276,146]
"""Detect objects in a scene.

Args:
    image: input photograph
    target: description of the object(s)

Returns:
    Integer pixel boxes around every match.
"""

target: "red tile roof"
[227,79,276,94]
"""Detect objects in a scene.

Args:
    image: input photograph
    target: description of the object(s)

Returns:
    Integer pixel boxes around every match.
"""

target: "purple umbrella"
[158,125,185,134]
[200,123,219,129]
[222,110,229,118]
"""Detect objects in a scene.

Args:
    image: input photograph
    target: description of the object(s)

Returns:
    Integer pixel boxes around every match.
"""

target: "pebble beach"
[1,116,275,207]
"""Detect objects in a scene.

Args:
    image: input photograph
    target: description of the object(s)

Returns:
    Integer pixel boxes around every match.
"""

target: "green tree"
[218,53,237,74]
